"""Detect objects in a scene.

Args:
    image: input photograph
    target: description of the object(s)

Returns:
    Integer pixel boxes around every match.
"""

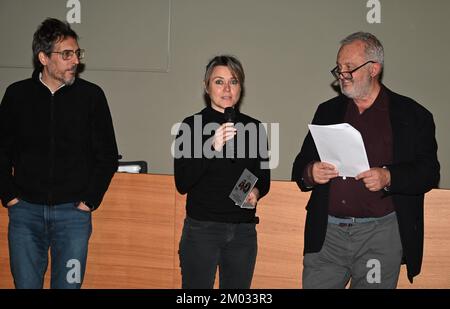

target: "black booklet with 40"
[229,168,258,209]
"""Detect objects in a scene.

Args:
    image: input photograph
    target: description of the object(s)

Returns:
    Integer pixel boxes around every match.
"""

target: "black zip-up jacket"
[0,70,118,210]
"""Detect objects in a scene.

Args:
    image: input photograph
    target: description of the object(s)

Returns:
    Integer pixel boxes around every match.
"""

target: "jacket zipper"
[48,93,55,206]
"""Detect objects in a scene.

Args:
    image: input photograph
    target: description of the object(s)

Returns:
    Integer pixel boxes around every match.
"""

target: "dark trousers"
[179,216,257,289]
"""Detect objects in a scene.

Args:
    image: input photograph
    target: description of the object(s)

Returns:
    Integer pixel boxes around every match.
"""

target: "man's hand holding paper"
[308,123,370,178]
[311,161,339,184]
[356,167,391,192]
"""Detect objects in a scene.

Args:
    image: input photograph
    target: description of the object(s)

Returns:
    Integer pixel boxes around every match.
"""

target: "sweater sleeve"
[174,117,214,194]
[252,122,270,199]
[0,86,19,207]
[82,87,119,210]
[292,109,321,192]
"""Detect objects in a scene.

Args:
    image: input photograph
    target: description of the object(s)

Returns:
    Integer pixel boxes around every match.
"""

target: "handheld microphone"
[224,107,236,161]
[224,107,236,123]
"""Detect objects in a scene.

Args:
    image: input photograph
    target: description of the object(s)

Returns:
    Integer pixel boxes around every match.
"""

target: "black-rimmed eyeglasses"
[330,60,375,80]
[51,49,85,61]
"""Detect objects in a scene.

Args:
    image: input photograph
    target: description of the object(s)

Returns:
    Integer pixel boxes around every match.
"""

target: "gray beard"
[340,79,371,100]
[64,76,76,86]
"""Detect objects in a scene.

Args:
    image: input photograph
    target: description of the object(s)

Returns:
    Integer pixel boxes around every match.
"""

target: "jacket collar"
[333,84,411,163]
[31,68,77,94]
[332,84,403,122]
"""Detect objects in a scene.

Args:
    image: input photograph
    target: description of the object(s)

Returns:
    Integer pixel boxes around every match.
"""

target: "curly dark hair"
[32,18,78,70]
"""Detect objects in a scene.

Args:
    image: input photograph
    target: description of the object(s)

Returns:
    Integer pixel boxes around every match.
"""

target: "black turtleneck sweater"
[174,106,270,223]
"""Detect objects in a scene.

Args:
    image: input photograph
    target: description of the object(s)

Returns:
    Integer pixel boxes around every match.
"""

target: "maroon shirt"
[328,86,395,218]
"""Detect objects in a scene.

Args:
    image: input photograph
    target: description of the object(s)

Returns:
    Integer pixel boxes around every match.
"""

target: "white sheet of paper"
[308,123,370,177]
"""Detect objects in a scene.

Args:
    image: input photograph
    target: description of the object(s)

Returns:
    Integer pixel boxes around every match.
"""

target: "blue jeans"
[8,200,92,289]
[179,216,257,289]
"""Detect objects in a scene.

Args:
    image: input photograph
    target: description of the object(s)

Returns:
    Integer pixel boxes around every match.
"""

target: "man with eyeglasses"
[292,32,439,288]
[0,18,118,288]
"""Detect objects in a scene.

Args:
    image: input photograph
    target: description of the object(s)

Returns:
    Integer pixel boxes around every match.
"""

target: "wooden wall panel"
[397,189,450,288]
[0,218,12,288]
[252,181,305,288]
[1,173,449,288]
[173,191,185,288]
[83,174,176,288]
